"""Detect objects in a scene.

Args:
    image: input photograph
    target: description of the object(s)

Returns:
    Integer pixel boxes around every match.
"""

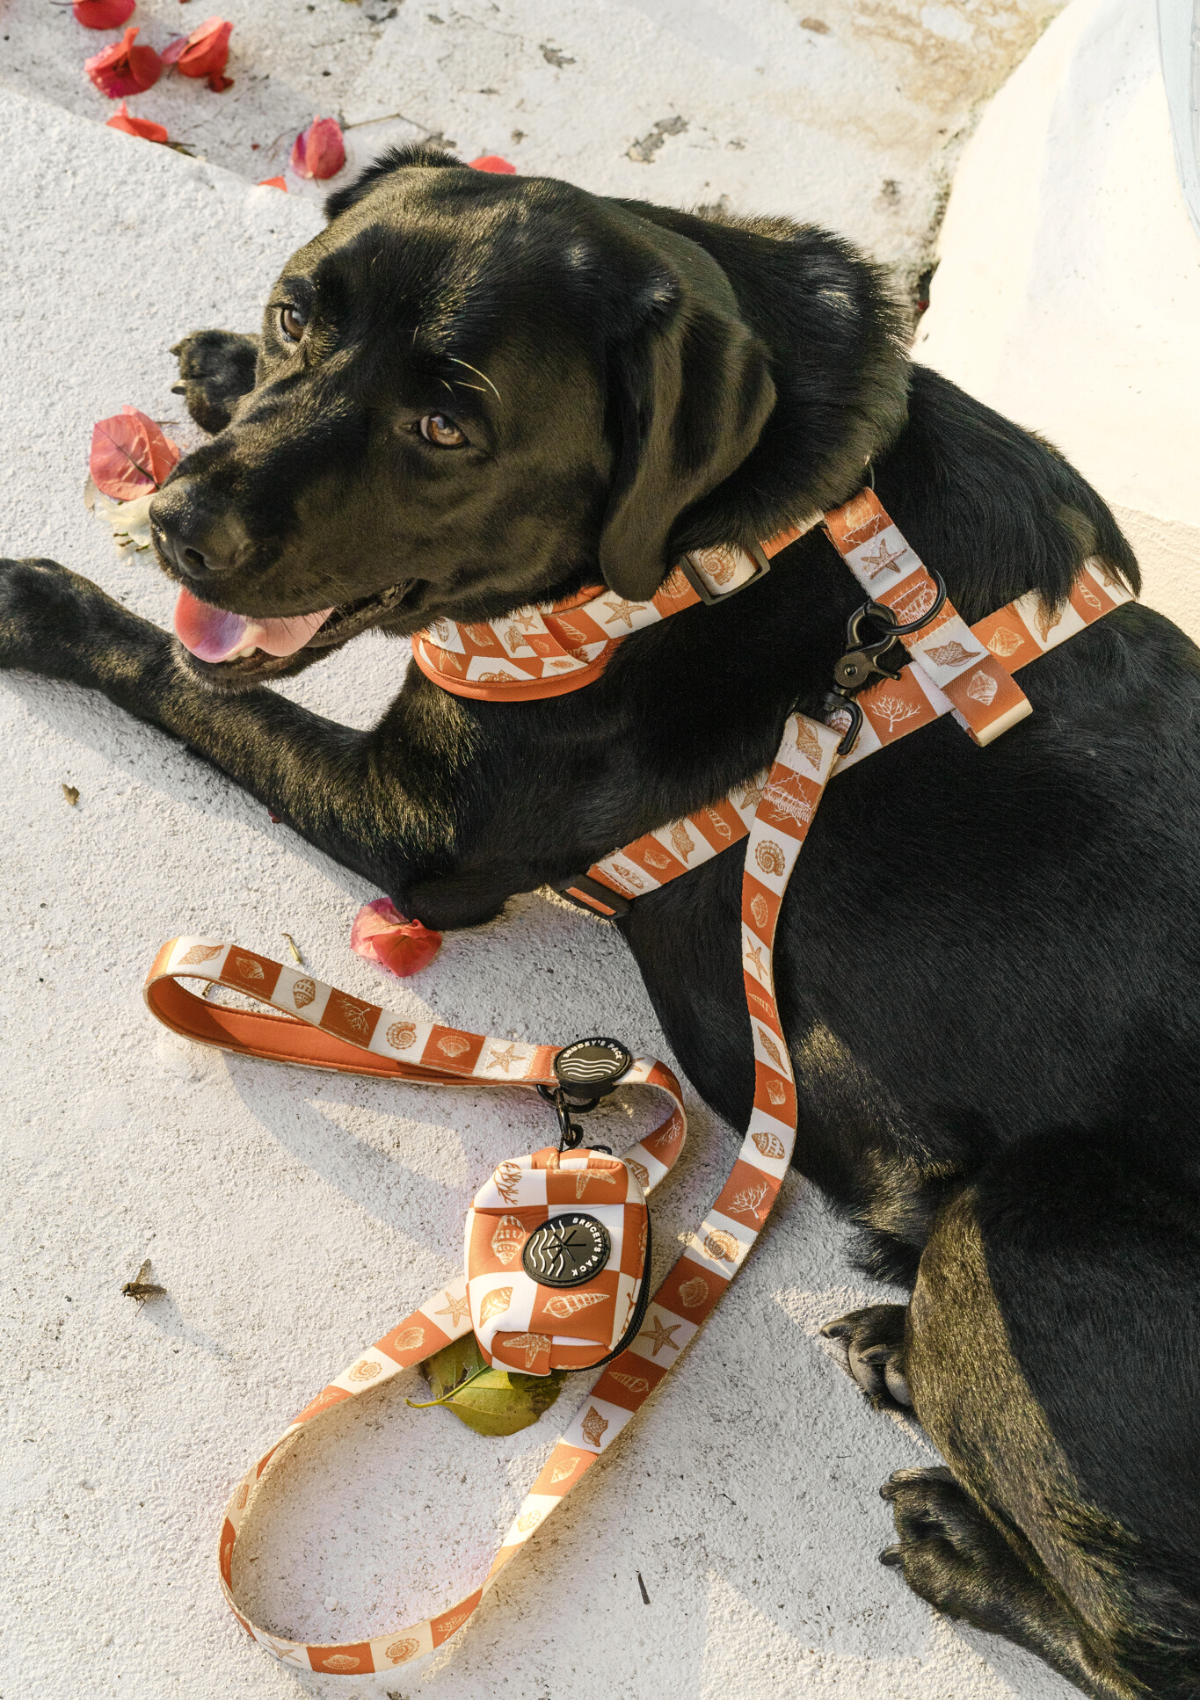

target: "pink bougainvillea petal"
[73,0,136,28]
[350,898,442,978]
[167,16,233,80]
[469,154,516,174]
[106,101,170,144]
[160,34,189,64]
[258,176,287,191]
[89,405,181,502]
[290,116,345,181]
[85,28,162,98]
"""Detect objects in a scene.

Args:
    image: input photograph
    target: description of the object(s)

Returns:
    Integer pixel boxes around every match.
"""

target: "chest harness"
[144,486,1132,1677]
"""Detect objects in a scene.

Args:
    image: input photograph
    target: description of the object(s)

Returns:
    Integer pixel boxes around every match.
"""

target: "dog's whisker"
[448,357,502,403]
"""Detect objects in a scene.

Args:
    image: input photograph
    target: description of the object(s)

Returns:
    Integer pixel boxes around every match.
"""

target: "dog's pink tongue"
[173,585,334,662]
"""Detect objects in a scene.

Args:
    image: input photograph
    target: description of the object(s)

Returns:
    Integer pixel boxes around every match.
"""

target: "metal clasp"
[828,571,948,756]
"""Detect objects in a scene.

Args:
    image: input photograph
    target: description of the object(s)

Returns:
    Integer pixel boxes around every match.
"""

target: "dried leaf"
[281,932,303,965]
[89,406,179,501]
[412,1334,566,1436]
[350,896,442,978]
[290,116,345,180]
[61,784,79,807]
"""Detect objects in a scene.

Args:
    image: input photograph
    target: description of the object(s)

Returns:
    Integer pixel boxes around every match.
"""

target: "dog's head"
[152,146,907,687]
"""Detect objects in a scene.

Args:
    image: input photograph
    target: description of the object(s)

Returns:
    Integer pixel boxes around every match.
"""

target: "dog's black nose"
[149,481,248,579]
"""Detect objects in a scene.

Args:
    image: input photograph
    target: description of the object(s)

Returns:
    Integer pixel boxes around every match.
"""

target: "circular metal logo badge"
[521,1214,612,1288]
[553,1038,632,1095]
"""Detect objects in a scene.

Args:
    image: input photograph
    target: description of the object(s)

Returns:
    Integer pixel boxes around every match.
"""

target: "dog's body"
[4,151,1199,1696]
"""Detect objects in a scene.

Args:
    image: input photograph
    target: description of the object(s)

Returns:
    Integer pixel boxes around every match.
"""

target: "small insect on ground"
[121,1259,167,1303]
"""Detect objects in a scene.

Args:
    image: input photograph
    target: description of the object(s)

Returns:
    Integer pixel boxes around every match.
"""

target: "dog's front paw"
[880,1467,1027,1632]
[0,556,162,686]
[821,1303,911,1408]
[170,329,260,434]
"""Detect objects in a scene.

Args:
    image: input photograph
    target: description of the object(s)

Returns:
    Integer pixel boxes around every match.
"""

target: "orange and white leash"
[143,486,1134,1676]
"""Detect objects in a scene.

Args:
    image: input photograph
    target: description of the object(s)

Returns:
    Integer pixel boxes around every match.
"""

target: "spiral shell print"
[178,943,222,966]
[703,1230,740,1264]
[756,1026,784,1068]
[755,839,785,876]
[291,976,316,1009]
[924,640,978,668]
[490,1215,527,1266]
[386,1020,417,1050]
[581,1406,608,1447]
[233,955,265,981]
[793,720,823,770]
[479,1287,513,1323]
[348,1358,381,1382]
[753,1129,786,1158]
[386,1639,419,1665]
[545,1291,605,1321]
[965,669,998,706]
[610,1372,650,1394]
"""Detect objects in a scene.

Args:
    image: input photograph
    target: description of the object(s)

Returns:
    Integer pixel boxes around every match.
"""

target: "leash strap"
[145,712,839,1677]
[573,556,1134,912]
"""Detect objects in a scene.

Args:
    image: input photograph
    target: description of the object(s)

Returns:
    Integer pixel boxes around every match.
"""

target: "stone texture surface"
[1,0,1066,299]
[0,77,1085,1700]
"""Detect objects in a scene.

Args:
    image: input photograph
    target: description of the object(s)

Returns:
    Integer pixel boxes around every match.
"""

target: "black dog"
[4,147,1199,1698]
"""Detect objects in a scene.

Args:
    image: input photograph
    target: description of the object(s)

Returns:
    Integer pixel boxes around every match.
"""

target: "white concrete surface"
[0,85,1085,1700]
[915,0,1200,638]
[0,0,1067,295]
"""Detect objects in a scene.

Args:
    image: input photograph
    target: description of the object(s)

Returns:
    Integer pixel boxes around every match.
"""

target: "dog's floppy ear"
[598,252,777,602]
[325,143,464,221]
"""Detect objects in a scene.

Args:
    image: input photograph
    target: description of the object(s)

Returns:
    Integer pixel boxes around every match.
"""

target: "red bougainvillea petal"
[469,154,516,174]
[290,116,345,180]
[350,898,442,978]
[89,405,181,502]
[106,101,170,143]
[85,28,162,98]
[73,0,136,28]
[168,17,234,79]
[258,176,287,191]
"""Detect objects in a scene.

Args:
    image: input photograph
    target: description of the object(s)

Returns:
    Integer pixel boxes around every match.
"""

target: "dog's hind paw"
[821,1303,912,1408]
[170,329,260,434]
[881,1468,1033,1631]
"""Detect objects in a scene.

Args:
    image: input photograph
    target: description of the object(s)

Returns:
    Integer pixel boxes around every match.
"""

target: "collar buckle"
[677,541,771,606]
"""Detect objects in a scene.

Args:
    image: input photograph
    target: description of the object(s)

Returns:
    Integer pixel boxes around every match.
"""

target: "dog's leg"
[820,1304,912,1409]
[170,330,261,434]
[0,557,453,895]
[880,1467,1136,1699]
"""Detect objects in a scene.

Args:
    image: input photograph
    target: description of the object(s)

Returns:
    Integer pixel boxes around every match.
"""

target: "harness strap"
[573,556,1134,913]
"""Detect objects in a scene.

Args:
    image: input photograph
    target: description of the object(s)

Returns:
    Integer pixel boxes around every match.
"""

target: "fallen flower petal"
[290,116,345,181]
[85,27,162,98]
[257,176,287,191]
[351,898,442,978]
[73,0,136,28]
[89,405,180,501]
[106,101,170,144]
[163,15,233,88]
[469,154,516,174]
[92,487,157,554]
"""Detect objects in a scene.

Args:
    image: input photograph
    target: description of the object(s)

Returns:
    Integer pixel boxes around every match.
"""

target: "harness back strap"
[574,556,1133,914]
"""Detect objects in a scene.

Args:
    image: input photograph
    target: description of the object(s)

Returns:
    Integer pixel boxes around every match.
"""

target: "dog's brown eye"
[420,413,467,448]
[279,304,307,343]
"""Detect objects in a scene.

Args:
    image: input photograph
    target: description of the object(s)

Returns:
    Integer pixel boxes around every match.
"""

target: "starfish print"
[435,1289,471,1328]
[743,941,767,981]
[602,597,641,630]
[486,1043,527,1074]
[858,536,904,579]
[639,1314,681,1357]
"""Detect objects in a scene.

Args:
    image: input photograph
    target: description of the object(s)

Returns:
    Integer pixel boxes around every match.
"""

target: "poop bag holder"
[467,1145,651,1377]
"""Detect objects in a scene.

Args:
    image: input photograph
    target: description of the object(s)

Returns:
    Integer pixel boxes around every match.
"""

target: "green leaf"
[411,1334,567,1437]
